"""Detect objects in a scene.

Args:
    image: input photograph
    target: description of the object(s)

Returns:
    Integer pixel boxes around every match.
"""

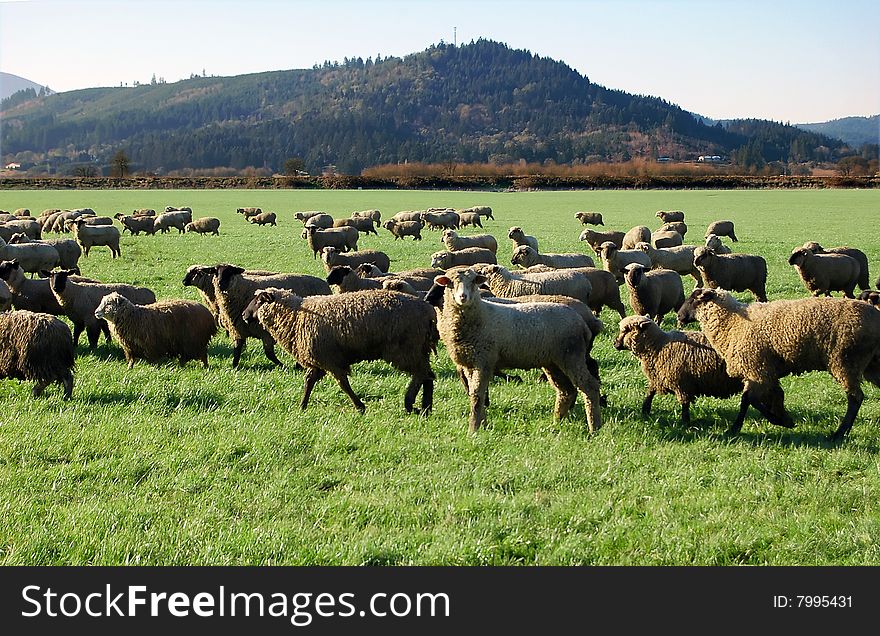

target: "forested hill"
[0,40,845,174]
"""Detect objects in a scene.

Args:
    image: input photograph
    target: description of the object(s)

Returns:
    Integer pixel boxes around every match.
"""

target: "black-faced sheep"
[705,220,738,242]
[390,210,424,223]
[182,264,275,329]
[636,242,702,285]
[788,247,860,298]
[575,211,603,226]
[623,263,685,323]
[614,315,742,424]
[677,287,880,441]
[441,230,498,253]
[0,218,41,241]
[305,226,358,258]
[476,264,593,305]
[693,246,767,302]
[508,227,538,252]
[249,211,277,227]
[857,290,879,308]
[456,212,483,228]
[115,214,156,236]
[510,245,594,270]
[0,310,75,399]
[0,260,70,314]
[237,207,262,218]
[705,234,732,254]
[69,219,121,257]
[433,268,601,432]
[326,265,385,293]
[320,246,391,273]
[354,264,440,293]
[622,226,651,250]
[185,217,221,235]
[95,292,216,368]
[351,209,381,223]
[132,208,156,216]
[431,248,497,270]
[333,216,377,235]
[800,242,870,291]
[242,288,437,414]
[651,229,683,248]
[595,241,652,283]
[294,211,326,224]
[579,228,625,251]
[458,206,494,221]
[656,210,685,223]
[383,219,423,241]
[212,264,331,367]
[421,210,460,231]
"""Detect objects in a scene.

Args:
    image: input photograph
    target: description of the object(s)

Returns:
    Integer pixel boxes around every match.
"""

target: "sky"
[1,0,878,123]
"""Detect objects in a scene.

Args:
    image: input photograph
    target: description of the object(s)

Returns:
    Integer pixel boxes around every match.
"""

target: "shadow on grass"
[80,389,226,410]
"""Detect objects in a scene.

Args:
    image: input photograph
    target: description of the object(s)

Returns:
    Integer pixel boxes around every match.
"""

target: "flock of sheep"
[0,201,878,443]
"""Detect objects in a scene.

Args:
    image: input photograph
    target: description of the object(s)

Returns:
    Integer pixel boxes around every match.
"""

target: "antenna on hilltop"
[454,26,457,46]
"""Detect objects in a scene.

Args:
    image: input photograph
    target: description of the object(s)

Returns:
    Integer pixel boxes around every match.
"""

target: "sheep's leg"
[86,324,101,349]
[831,389,864,442]
[563,360,602,433]
[332,371,366,413]
[641,390,655,416]
[300,368,326,410]
[403,376,420,413]
[679,398,691,425]
[32,380,49,398]
[71,322,84,346]
[261,337,282,366]
[231,338,245,368]
[727,391,750,436]
[544,366,577,419]
[468,367,490,432]
[61,372,73,400]
[750,384,794,428]
[420,375,434,415]
[101,321,112,343]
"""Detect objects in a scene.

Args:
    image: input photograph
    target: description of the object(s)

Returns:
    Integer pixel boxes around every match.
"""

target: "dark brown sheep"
[0,310,74,399]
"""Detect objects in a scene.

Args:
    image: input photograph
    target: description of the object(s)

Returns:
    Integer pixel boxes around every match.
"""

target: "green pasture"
[0,188,878,565]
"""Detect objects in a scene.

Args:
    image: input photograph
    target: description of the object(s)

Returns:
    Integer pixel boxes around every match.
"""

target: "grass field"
[0,188,878,565]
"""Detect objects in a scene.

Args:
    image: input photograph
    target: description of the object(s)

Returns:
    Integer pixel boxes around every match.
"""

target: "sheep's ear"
[474,274,487,286]
[434,275,452,287]
[637,317,651,329]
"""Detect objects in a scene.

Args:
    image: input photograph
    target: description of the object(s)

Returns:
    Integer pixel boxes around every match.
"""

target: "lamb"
[677,287,880,441]
[656,210,685,223]
[476,264,593,305]
[800,242,870,291]
[212,264,331,367]
[48,269,156,348]
[692,246,767,302]
[431,248,497,270]
[705,220,738,242]
[0,310,75,399]
[456,212,483,228]
[182,217,220,236]
[320,246,391,273]
[579,228,625,251]
[651,229,683,248]
[237,207,262,218]
[433,268,601,432]
[383,219,423,241]
[421,210,460,231]
[333,216,377,235]
[95,292,216,368]
[458,205,494,220]
[351,209,381,223]
[575,211,603,226]
[8,233,81,270]
[613,315,742,424]
[788,247,860,298]
[242,288,437,414]
[659,221,688,238]
[249,211,277,226]
[705,234,732,254]
[153,210,191,234]
[0,236,59,273]
[441,230,498,253]
[622,226,651,250]
[508,226,538,251]
[622,263,685,323]
[182,264,275,327]
[305,226,358,257]
[390,210,424,223]
[68,218,121,257]
[635,242,702,285]
[115,214,156,236]
[510,245,594,270]
[595,241,652,283]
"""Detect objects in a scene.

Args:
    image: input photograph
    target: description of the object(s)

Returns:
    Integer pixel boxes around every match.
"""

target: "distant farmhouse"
[698,155,723,162]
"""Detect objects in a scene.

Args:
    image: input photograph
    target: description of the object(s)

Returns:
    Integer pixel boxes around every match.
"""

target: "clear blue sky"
[1,0,878,123]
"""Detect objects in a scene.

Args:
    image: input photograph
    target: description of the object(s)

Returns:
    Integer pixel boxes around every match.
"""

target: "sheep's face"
[857,290,880,308]
[624,263,646,287]
[0,260,22,283]
[182,265,215,288]
[613,316,654,351]
[705,234,722,250]
[242,290,275,324]
[435,270,486,307]
[634,242,651,253]
[692,246,713,267]
[598,242,617,259]
[326,266,353,287]
[507,227,522,240]
[677,288,720,326]
[382,221,395,230]
[95,292,126,321]
[430,252,450,269]
[788,249,809,267]
[510,246,529,266]
[801,241,822,254]
[216,264,245,292]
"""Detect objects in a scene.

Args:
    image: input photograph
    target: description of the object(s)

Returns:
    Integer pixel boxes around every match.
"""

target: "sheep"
[132,208,156,216]
[95,292,217,368]
[622,225,651,250]
[431,248,497,270]
[788,247,860,298]
[305,226,358,258]
[677,287,880,441]
[294,211,327,224]
[153,210,191,234]
[800,242,870,291]
[390,210,424,223]
[0,236,59,273]
[0,260,69,314]
[7,233,80,270]
[383,219,423,241]
[212,264,331,368]
[81,216,114,226]
[622,263,685,323]
[351,209,381,223]
[659,221,688,238]
[68,219,121,257]
[635,242,702,285]
[40,209,61,217]
[40,212,63,233]
[0,218,42,241]
[185,217,221,235]
[422,210,460,231]
[651,229,683,248]
[237,207,262,217]
[579,228,625,251]
[320,246,391,273]
[48,269,156,348]
[182,264,275,327]
[249,211,277,226]
[857,290,880,308]
[575,211,604,226]
[510,245,594,270]
[595,241,652,283]
[164,206,192,213]
[705,220,738,242]
[333,216,378,235]
[613,315,742,424]
[326,265,384,293]
[115,214,156,236]
[705,233,732,254]
[0,310,75,399]
[354,264,440,292]
[242,288,437,414]
[456,212,483,228]
[692,246,767,302]
[381,278,420,296]
[656,210,685,223]
[476,264,593,305]
[14,208,31,217]
[458,205,494,220]
[508,226,538,251]
[433,268,601,432]
[441,230,498,253]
